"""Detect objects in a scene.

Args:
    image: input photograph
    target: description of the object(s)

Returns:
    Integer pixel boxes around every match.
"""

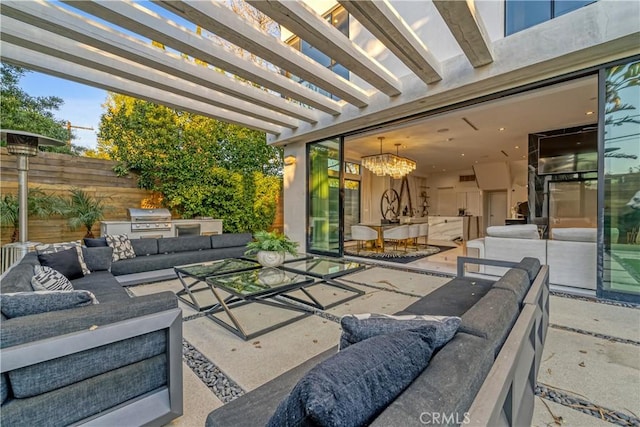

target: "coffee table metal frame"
[204,268,318,340]
[175,258,261,312]
[279,257,366,309]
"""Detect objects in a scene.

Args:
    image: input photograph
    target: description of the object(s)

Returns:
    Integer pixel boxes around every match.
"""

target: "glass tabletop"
[281,258,366,279]
[175,258,260,280]
[241,252,313,264]
[206,268,314,298]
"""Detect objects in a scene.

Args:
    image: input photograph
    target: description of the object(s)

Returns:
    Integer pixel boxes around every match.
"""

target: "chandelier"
[361,137,416,179]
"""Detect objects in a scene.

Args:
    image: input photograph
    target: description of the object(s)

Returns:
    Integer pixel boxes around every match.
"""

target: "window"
[287,5,349,100]
[505,0,595,35]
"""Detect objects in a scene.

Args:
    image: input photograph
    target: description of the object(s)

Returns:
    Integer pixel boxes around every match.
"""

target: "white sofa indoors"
[466,225,596,293]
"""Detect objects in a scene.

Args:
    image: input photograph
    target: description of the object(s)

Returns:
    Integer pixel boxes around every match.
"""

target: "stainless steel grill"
[127,208,172,232]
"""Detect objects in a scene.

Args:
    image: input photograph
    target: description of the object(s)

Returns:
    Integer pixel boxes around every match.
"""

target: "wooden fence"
[0,148,154,244]
[1,148,284,244]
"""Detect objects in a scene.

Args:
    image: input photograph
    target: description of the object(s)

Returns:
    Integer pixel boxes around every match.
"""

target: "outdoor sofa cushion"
[493,268,531,303]
[157,236,212,254]
[131,238,159,256]
[1,355,167,427]
[36,242,90,276]
[339,313,460,350]
[0,291,96,319]
[459,288,520,357]
[371,332,494,427]
[81,247,113,272]
[83,237,108,247]
[515,257,542,283]
[267,326,441,427]
[211,233,252,249]
[71,271,131,303]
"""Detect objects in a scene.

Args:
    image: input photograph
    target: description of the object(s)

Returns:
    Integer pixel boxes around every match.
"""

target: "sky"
[20,71,107,150]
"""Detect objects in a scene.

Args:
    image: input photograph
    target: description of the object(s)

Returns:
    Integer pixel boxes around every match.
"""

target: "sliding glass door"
[600,58,640,302]
[307,138,342,256]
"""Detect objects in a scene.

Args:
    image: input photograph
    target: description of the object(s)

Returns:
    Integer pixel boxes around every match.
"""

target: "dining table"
[357,222,399,252]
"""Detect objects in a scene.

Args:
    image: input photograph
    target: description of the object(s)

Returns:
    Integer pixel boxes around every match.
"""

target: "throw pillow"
[81,247,113,272]
[0,290,98,319]
[31,265,74,291]
[339,313,461,350]
[267,326,439,427]
[36,242,90,275]
[105,234,136,262]
[83,237,108,247]
[37,248,84,280]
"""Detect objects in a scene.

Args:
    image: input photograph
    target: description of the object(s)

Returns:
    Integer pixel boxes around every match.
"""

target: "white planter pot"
[256,251,285,267]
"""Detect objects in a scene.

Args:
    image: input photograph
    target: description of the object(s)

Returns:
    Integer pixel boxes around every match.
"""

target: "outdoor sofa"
[205,256,549,427]
[0,233,251,426]
[86,232,253,286]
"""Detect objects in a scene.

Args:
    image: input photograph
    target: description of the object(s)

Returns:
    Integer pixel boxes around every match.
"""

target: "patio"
[127,263,640,426]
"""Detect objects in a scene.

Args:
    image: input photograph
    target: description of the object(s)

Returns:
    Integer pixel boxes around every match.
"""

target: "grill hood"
[127,208,171,222]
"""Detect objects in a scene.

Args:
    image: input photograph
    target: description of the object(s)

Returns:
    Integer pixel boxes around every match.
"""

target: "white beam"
[432,0,493,67]
[0,1,325,122]
[0,43,285,135]
[247,0,402,97]
[154,0,370,108]
[63,0,344,115]
[1,17,300,130]
[338,0,442,85]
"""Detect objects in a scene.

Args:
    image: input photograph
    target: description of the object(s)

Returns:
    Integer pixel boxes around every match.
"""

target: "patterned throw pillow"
[105,234,136,262]
[36,242,90,276]
[31,265,74,291]
[339,313,461,350]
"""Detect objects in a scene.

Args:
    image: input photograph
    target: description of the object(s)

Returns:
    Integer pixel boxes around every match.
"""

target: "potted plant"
[61,188,111,238]
[244,230,299,267]
[0,189,62,243]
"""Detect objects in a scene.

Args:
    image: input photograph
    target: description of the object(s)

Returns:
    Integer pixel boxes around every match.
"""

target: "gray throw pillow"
[81,247,113,272]
[105,234,136,262]
[339,313,461,350]
[37,248,84,280]
[0,290,98,319]
[36,242,90,275]
[267,326,439,427]
[31,265,74,291]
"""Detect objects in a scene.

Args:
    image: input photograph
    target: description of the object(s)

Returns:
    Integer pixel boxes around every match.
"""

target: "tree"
[60,188,111,238]
[0,63,84,155]
[98,94,282,233]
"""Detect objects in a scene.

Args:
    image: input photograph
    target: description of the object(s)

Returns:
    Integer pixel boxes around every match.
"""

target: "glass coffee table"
[175,258,261,311]
[280,257,366,309]
[204,268,318,340]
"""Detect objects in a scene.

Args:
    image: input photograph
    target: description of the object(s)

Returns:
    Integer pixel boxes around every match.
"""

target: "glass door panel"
[601,59,640,302]
[308,139,341,255]
[343,179,361,240]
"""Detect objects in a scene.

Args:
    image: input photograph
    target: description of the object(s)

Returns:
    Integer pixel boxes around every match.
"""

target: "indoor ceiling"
[345,75,598,175]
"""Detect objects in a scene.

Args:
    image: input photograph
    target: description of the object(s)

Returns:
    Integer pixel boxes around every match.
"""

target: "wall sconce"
[284,155,296,166]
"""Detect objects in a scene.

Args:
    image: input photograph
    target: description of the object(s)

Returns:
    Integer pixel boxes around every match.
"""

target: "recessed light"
[437,128,449,133]
[586,111,594,115]
[499,127,505,131]
[442,169,446,172]
[461,153,465,156]
[474,161,478,164]
[522,155,526,158]
[446,137,454,142]
[515,145,519,149]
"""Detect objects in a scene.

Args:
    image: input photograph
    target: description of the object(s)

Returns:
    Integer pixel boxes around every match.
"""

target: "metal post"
[17,155,29,244]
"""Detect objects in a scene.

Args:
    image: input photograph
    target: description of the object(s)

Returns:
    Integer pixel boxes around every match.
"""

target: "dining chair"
[351,225,378,253]
[383,225,409,252]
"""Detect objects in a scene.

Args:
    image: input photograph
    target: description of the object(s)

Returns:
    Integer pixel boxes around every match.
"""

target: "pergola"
[1,1,638,145]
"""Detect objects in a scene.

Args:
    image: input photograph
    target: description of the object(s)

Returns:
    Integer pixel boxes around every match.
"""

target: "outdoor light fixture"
[1,130,65,244]
[284,155,296,165]
[361,137,416,179]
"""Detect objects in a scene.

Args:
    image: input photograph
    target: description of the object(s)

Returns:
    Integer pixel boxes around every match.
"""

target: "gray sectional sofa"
[96,233,252,285]
[0,233,252,426]
[205,256,549,427]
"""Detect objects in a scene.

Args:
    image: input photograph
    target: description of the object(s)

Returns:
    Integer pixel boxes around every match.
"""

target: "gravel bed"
[182,339,245,403]
[549,323,640,346]
[551,291,640,309]
[536,384,640,426]
[183,312,207,322]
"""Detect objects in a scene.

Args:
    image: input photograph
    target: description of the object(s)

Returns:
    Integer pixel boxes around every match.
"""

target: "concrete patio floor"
[129,264,640,427]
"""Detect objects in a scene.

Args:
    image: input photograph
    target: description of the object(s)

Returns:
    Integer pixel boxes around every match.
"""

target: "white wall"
[283,142,307,250]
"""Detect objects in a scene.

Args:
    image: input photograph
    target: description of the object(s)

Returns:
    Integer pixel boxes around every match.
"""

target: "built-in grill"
[127,208,172,232]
